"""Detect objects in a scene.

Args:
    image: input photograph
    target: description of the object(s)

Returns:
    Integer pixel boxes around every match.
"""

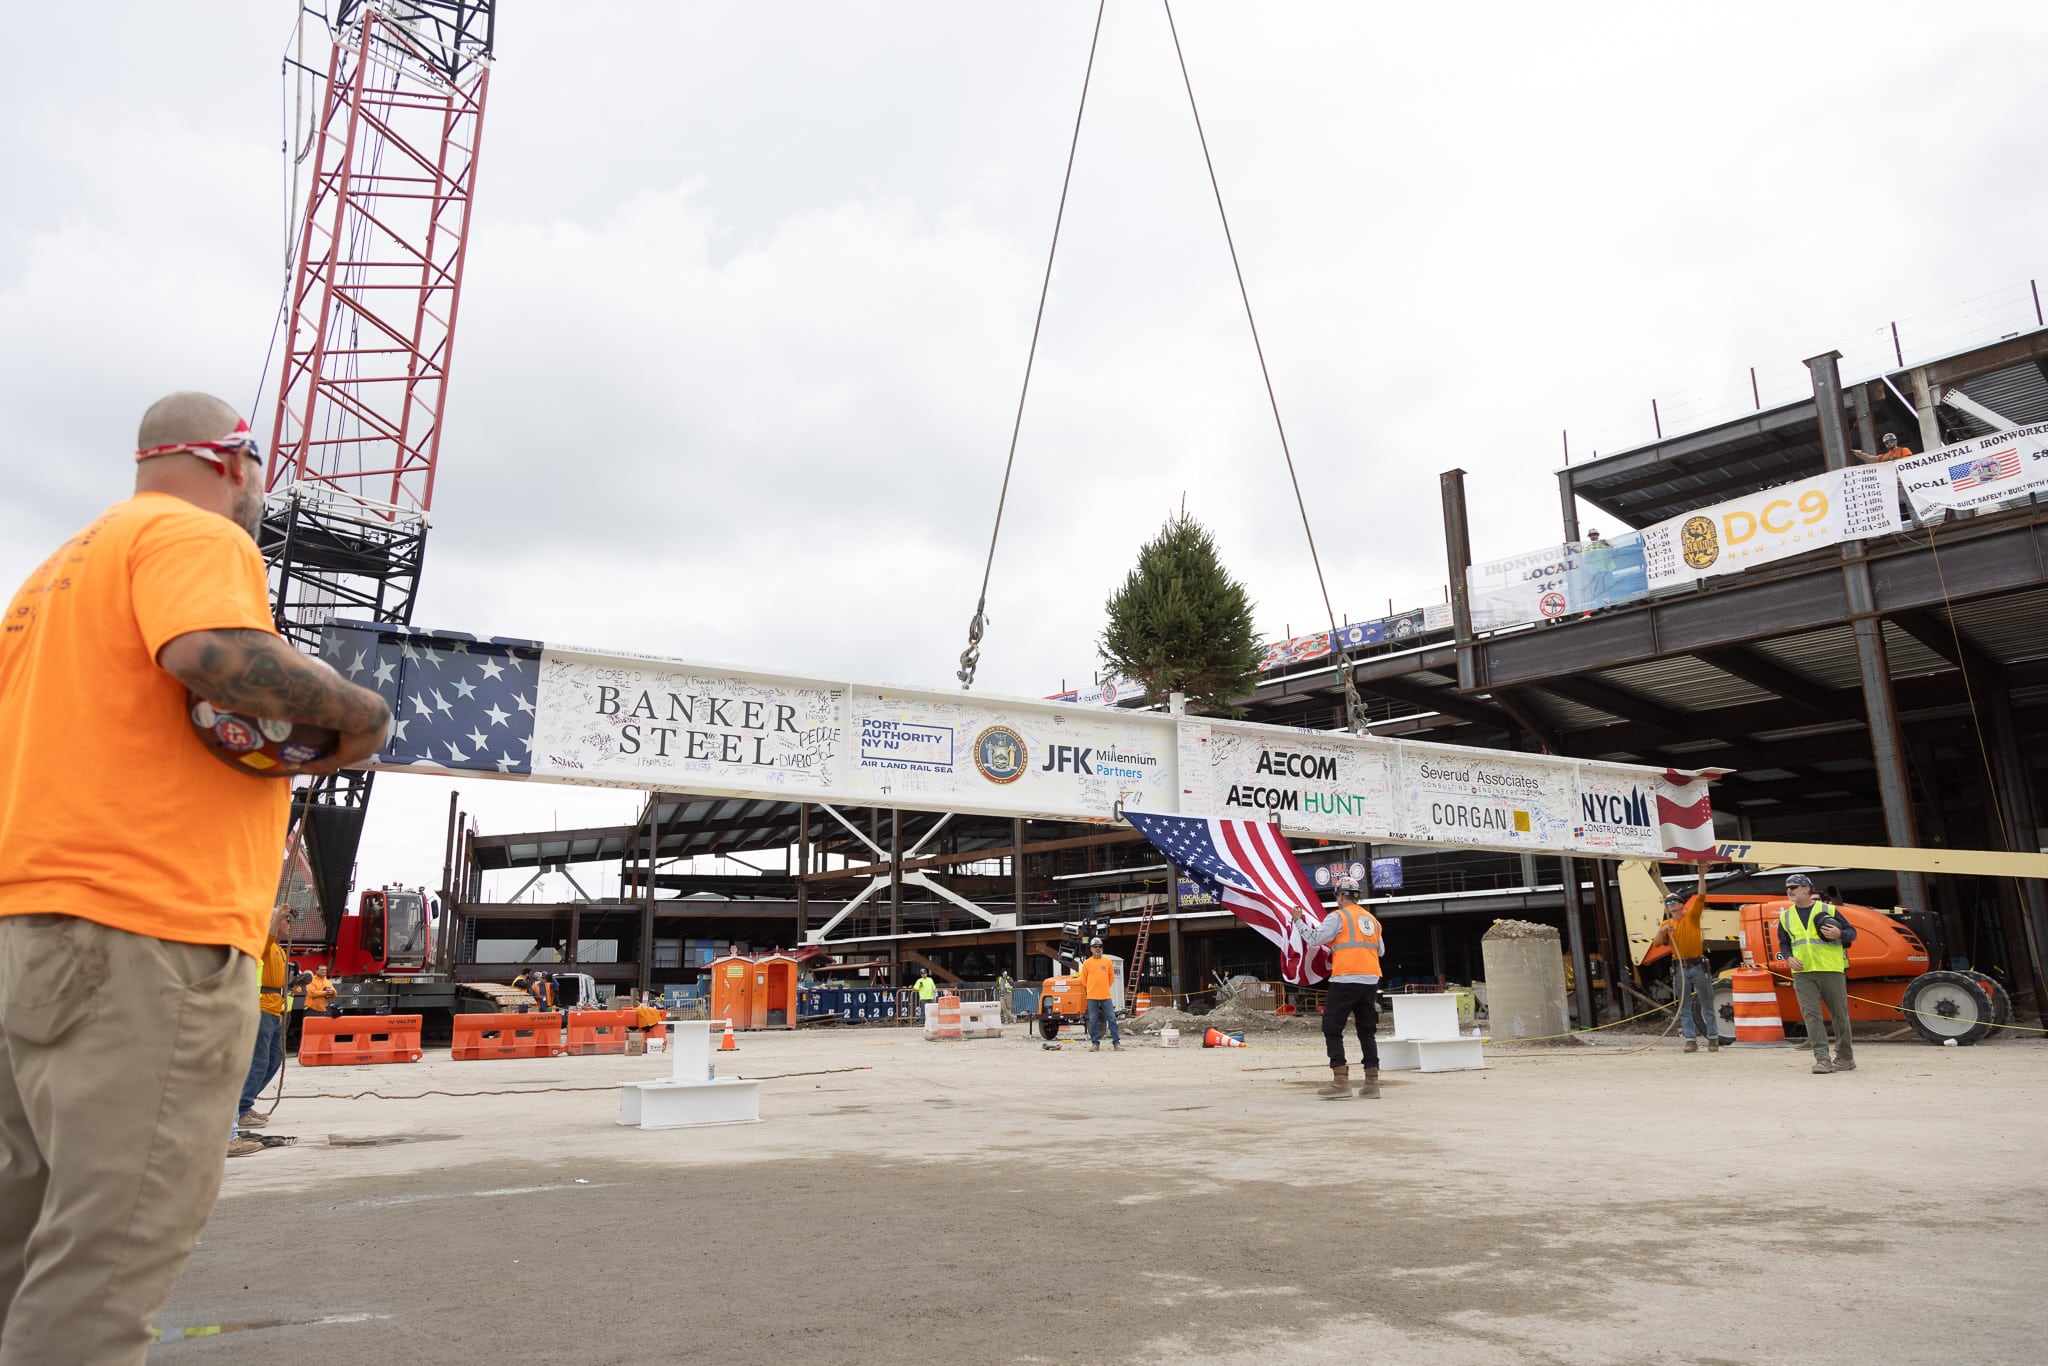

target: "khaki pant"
[1791,969,1856,1063]
[0,914,256,1365]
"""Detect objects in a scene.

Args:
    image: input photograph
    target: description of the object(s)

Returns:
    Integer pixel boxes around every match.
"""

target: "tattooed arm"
[158,628,393,772]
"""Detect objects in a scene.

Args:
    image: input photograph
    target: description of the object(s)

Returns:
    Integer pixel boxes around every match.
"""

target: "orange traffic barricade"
[1134,992,1152,1014]
[932,993,963,1041]
[1730,967,1786,1044]
[297,1014,425,1066]
[564,1008,636,1055]
[451,1012,564,1061]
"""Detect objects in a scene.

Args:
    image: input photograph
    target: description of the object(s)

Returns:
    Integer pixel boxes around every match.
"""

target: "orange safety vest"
[1329,903,1383,979]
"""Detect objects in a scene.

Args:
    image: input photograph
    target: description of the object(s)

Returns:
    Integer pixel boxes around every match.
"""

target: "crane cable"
[959,4,1365,734]
[956,0,1107,690]
[1160,0,1363,732]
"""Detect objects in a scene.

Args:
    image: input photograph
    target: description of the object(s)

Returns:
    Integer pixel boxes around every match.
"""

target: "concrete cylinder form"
[1480,921,1571,1041]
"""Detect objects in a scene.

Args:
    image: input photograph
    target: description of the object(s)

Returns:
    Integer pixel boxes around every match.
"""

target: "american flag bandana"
[1124,810,1333,985]
[135,417,261,472]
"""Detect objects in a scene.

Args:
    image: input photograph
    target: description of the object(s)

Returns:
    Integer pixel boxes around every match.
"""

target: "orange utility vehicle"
[1636,885,2008,1046]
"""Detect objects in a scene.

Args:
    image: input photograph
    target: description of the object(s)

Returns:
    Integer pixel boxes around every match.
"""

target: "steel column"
[1909,368,1944,453]
[1441,468,1477,690]
[1556,467,1581,543]
[1558,855,1595,1027]
[636,803,656,995]
[1809,350,1930,912]
[796,803,810,940]
[1168,872,1185,1002]
[1012,818,1027,976]
[1985,688,2048,1005]
[889,808,902,936]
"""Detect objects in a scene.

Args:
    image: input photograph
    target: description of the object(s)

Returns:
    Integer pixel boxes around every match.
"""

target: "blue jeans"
[238,1012,284,1116]
[1085,999,1120,1046]
[1676,961,1716,1041]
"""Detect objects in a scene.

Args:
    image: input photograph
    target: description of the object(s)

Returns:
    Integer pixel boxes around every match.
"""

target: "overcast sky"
[4,1,2044,901]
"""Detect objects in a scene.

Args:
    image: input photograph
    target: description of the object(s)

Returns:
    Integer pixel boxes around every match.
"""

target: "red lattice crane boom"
[261,1,495,931]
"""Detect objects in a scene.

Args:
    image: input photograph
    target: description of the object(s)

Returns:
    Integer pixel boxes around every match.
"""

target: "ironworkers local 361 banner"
[1891,423,2048,515]
[322,620,1720,860]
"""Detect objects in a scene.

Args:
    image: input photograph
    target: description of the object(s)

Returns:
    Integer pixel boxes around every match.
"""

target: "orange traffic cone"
[1203,1028,1247,1049]
[719,1022,738,1052]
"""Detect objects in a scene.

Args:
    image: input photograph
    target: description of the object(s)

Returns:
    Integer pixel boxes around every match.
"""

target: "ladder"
[1129,898,1157,1004]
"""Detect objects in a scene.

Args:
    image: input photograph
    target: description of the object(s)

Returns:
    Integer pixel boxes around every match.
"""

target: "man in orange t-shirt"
[0,391,391,1364]
[1078,938,1121,1051]
[1652,870,1718,1053]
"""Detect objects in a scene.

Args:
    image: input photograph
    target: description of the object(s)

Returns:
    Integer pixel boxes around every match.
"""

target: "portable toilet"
[754,954,800,1029]
[710,955,755,1031]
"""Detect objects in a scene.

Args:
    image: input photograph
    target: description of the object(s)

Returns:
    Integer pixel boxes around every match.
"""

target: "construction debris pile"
[1481,918,1557,940]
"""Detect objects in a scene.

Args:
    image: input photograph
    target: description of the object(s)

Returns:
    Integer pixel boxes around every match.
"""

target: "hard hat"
[1784,873,1814,889]
[1882,432,1898,445]
[1089,937,1104,948]
[1333,876,1360,892]
[1663,892,1682,904]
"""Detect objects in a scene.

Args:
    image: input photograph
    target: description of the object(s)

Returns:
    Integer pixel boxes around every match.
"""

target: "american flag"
[1949,447,2021,490]
[322,623,542,775]
[1124,811,1332,985]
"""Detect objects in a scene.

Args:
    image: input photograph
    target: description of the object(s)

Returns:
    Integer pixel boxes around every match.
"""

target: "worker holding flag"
[1292,878,1386,1100]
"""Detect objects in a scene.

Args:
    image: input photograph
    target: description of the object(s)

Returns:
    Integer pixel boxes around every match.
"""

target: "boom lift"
[1619,840,2045,1045]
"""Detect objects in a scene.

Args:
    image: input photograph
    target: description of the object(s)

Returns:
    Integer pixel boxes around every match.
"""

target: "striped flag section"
[1124,811,1333,985]
[1658,769,1724,862]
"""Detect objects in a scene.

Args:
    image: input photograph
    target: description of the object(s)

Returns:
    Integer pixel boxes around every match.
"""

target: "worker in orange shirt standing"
[1078,938,1121,1052]
[1652,871,1718,1053]
[305,963,339,1017]
[0,391,391,1364]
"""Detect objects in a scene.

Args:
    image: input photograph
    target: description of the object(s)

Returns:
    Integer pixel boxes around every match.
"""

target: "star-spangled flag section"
[1123,810,1333,986]
[323,623,541,775]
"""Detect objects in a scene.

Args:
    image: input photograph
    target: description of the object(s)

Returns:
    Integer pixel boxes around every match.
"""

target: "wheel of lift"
[1901,970,1994,1046]
[1037,1012,1059,1041]
[1710,978,1737,1047]
[1958,970,2013,1028]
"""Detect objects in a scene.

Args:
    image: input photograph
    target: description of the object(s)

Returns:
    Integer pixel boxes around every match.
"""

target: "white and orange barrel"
[933,993,963,1041]
[1730,967,1785,1045]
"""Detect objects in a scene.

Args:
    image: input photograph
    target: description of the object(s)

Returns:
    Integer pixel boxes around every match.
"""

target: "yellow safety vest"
[1329,904,1383,978]
[1780,902,1848,974]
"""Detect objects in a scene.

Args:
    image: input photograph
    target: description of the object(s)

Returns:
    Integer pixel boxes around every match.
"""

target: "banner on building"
[1639,465,1902,589]
[1467,534,1650,630]
[1892,423,2048,515]
[325,620,1719,863]
[1174,718,1720,861]
[1256,604,1449,671]
[1044,677,1146,709]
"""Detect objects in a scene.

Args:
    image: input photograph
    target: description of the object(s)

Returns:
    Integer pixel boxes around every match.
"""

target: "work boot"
[1112,1042,1122,1052]
[1811,1058,1835,1074]
[1683,1040,1698,1054]
[1707,1037,1720,1053]
[1832,1054,1856,1071]
[1090,1043,1100,1052]
[237,1110,268,1129]
[1357,1068,1381,1100]
[227,1136,265,1159]
[1319,1066,1351,1099]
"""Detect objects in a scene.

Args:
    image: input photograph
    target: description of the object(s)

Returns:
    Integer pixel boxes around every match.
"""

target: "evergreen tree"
[1098,511,1263,715]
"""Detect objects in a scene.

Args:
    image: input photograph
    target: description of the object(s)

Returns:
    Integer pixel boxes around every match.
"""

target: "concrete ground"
[155,1024,2047,1364]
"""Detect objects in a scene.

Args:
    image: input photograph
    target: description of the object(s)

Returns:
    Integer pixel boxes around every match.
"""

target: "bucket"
[1161,1027,1180,1048]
